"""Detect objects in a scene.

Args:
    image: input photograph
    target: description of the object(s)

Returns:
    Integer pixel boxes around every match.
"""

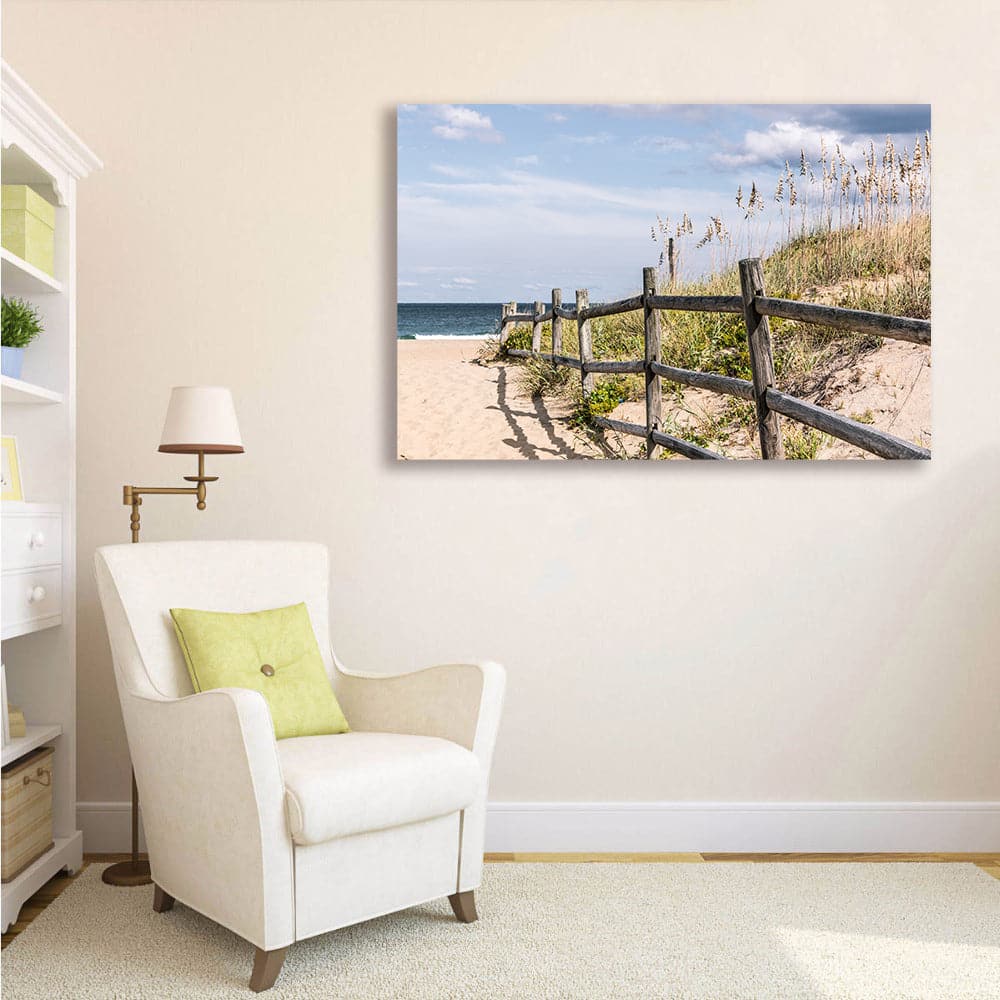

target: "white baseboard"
[485,802,1000,853]
[78,800,1000,854]
[77,801,146,853]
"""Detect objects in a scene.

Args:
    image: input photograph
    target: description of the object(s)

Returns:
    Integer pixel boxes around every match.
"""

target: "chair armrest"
[333,660,506,767]
[126,687,295,950]
[334,660,506,895]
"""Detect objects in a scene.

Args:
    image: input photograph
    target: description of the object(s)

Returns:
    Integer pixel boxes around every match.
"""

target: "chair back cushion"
[94,541,333,700]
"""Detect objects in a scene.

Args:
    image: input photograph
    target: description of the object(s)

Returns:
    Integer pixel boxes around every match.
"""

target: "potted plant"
[1,297,43,379]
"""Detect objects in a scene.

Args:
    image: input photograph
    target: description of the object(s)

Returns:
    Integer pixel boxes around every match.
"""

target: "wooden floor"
[4,852,998,951]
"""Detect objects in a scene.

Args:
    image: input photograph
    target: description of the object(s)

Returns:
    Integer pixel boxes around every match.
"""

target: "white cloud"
[397,193,445,211]
[413,170,706,214]
[451,277,477,285]
[430,105,503,144]
[514,155,539,167]
[398,168,728,298]
[560,132,612,145]
[546,112,568,123]
[409,264,486,274]
[711,120,868,169]
[432,125,467,141]
[439,106,492,130]
[635,135,691,153]
[431,163,476,178]
[398,280,419,287]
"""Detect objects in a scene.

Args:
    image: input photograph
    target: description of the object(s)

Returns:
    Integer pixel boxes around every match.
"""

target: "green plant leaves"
[2,296,43,349]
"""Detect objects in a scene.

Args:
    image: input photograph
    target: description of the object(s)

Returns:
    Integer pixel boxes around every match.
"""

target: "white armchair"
[94,541,505,992]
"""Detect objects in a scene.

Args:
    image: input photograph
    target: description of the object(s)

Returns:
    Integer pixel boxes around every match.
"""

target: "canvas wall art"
[396,104,930,461]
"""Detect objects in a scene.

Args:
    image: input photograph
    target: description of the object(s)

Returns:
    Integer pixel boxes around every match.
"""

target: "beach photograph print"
[396,104,931,461]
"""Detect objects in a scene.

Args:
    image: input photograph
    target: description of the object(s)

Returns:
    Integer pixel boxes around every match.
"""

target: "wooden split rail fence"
[498,260,931,461]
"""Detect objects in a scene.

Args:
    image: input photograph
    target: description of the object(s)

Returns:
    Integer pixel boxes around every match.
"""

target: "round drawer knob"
[29,531,46,549]
[260,663,275,677]
[27,585,47,604]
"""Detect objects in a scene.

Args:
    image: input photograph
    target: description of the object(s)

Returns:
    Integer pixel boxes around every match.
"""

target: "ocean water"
[397,302,528,340]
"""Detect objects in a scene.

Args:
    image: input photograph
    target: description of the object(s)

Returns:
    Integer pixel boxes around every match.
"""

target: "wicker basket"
[1,746,55,882]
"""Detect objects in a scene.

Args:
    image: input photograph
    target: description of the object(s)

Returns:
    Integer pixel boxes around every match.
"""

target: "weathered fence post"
[499,302,511,349]
[738,257,784,459]
[643,266,662,459]
[667,237,676,287]
[499,300,517,350]
[531,300,544,355]
[551,288,562,358]
[576,289,593,402]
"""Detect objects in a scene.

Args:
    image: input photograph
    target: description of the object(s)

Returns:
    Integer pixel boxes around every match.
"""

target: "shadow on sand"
[487,365,614,460]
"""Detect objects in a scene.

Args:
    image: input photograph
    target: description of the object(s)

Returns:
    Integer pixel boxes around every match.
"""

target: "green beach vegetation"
[483,133,930,459]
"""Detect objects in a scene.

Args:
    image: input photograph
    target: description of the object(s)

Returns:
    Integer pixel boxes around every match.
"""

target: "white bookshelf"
[1,245,64,294]
[0,375,63,405]
[1,61,100,932]
[1,723,63,767]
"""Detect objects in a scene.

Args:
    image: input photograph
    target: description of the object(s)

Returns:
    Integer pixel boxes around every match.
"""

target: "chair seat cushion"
[278,731,481,845]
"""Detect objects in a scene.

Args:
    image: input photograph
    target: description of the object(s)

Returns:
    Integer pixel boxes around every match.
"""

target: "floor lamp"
[102,385,244,887]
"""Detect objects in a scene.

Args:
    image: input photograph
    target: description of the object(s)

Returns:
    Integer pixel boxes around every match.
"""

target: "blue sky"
[397,104,931,303]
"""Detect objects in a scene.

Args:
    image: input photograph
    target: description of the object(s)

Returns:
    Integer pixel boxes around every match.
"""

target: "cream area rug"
[2,863,999,998]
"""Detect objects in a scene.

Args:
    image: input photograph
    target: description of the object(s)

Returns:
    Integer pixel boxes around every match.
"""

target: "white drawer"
[2,510,62,570]
[1,565,62,639]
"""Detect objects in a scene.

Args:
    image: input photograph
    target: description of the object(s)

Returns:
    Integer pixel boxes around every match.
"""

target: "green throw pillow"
[169,602,349,740]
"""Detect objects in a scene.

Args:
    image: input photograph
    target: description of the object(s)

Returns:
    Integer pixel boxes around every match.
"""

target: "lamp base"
[102,859,151,886]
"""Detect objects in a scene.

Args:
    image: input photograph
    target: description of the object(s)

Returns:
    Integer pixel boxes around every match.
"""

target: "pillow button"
[260,663,275,677]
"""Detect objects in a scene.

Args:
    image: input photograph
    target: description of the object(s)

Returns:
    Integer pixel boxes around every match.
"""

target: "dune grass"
[492,133,930,458]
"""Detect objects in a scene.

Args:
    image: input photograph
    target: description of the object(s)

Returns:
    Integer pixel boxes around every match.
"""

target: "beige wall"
[3,0,998,812]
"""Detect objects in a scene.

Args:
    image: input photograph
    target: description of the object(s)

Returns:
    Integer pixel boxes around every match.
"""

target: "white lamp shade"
[158,386,244,454]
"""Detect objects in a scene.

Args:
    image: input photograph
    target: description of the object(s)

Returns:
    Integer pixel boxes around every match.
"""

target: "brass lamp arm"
[125,486,199,496]
[123,451,218,543]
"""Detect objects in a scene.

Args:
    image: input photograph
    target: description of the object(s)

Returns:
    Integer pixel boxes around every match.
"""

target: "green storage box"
[2,185,56,276]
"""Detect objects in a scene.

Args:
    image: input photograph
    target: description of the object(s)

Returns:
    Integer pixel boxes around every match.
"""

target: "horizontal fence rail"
[764,389,931,460]
[650,362,755,402]
[646,294,744,315]
[585,359,646,374]
[755,297,931,346]
[580,295,644,321]
[591,416,647,439]
[497,260,931,461]
[650,428,729,461]
[590,416,730,461]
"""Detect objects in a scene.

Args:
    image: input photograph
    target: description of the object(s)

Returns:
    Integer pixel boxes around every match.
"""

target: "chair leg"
[448,890,478,923]
[250,946,288,993]
[152,884,174,913]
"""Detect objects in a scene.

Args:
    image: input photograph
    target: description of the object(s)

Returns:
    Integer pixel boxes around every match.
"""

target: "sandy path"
[396,340,605,460]
[397,338,930,461]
